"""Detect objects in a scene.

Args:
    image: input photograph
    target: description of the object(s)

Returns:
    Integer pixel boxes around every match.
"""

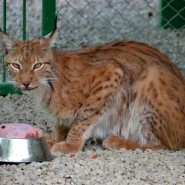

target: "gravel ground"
[0,0,185,184]
[0,94,185,185]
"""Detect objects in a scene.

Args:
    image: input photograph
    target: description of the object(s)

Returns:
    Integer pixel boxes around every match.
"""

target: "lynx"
[1,25,185,153]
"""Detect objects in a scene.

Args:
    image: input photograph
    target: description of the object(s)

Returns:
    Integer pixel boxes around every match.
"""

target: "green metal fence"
[160,0,185,29]
[0,0,56,96]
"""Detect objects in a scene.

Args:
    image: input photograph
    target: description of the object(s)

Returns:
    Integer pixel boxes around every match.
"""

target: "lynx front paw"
[51,141,82,154]
[44,134,59,149]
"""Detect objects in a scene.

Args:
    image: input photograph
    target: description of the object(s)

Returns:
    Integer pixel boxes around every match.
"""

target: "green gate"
[0,0,56,96]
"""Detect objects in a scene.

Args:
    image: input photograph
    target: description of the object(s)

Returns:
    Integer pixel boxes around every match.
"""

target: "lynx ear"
[43,29,58,48]
[0,27,15,54]
[41,15,58,48]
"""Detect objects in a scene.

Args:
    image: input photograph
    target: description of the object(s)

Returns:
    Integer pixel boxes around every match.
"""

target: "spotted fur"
[1,29,185,153]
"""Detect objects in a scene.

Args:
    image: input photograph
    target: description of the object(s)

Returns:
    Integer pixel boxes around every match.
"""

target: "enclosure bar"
[3,0,6,33]
[23,0,26,40]
[42,0,56,36]
[2,0,7,82]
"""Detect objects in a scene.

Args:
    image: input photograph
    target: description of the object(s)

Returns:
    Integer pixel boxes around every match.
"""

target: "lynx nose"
[23,83,30,89]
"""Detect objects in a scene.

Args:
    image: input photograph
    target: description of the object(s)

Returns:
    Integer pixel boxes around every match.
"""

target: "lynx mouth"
[19,86,38,91]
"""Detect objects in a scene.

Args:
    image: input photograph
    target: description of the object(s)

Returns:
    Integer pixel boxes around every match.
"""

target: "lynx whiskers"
[39,76,57,91]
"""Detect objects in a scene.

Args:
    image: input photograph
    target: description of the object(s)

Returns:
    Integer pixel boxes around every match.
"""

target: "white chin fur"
[39,78,52,91]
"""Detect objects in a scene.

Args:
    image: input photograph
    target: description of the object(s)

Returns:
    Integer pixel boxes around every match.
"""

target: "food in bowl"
[0,123,53,162]
[0,123,42,139]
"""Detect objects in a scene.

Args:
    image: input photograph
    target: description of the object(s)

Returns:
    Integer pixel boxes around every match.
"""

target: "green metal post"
[0,0,23,96]
[2,0,7,83]
[42,0,56,36]
[23,0,26,40]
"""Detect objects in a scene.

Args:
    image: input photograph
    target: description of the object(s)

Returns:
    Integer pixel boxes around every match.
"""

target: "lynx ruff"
[1,26,185,153]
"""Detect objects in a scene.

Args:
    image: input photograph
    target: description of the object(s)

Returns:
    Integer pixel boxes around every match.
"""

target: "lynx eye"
[33,63,43,70]
[11,63,21,70]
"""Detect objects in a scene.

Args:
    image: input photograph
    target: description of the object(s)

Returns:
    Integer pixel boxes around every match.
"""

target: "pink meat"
[0,123,43,139]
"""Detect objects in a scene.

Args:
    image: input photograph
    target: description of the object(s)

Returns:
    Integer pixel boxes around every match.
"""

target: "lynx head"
[0,27,58,91]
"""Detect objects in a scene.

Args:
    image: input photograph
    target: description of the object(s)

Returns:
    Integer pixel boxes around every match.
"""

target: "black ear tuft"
[0,27,3,33]
[40,14,59,48]
[54,15,58,31]
[45,15,58,39]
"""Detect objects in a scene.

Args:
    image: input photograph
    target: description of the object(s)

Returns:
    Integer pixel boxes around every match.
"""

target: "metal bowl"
[0,123,53,163]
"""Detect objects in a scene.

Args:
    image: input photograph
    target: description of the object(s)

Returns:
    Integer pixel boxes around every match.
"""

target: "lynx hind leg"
[102,135,138,150]
[130,65,185,150]
[102,135,165,150]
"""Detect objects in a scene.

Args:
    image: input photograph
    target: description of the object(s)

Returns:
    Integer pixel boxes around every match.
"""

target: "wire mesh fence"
[56,0,185,69]
[56,0,161,49]
[57,0,161,46]
[0,0,185,73]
